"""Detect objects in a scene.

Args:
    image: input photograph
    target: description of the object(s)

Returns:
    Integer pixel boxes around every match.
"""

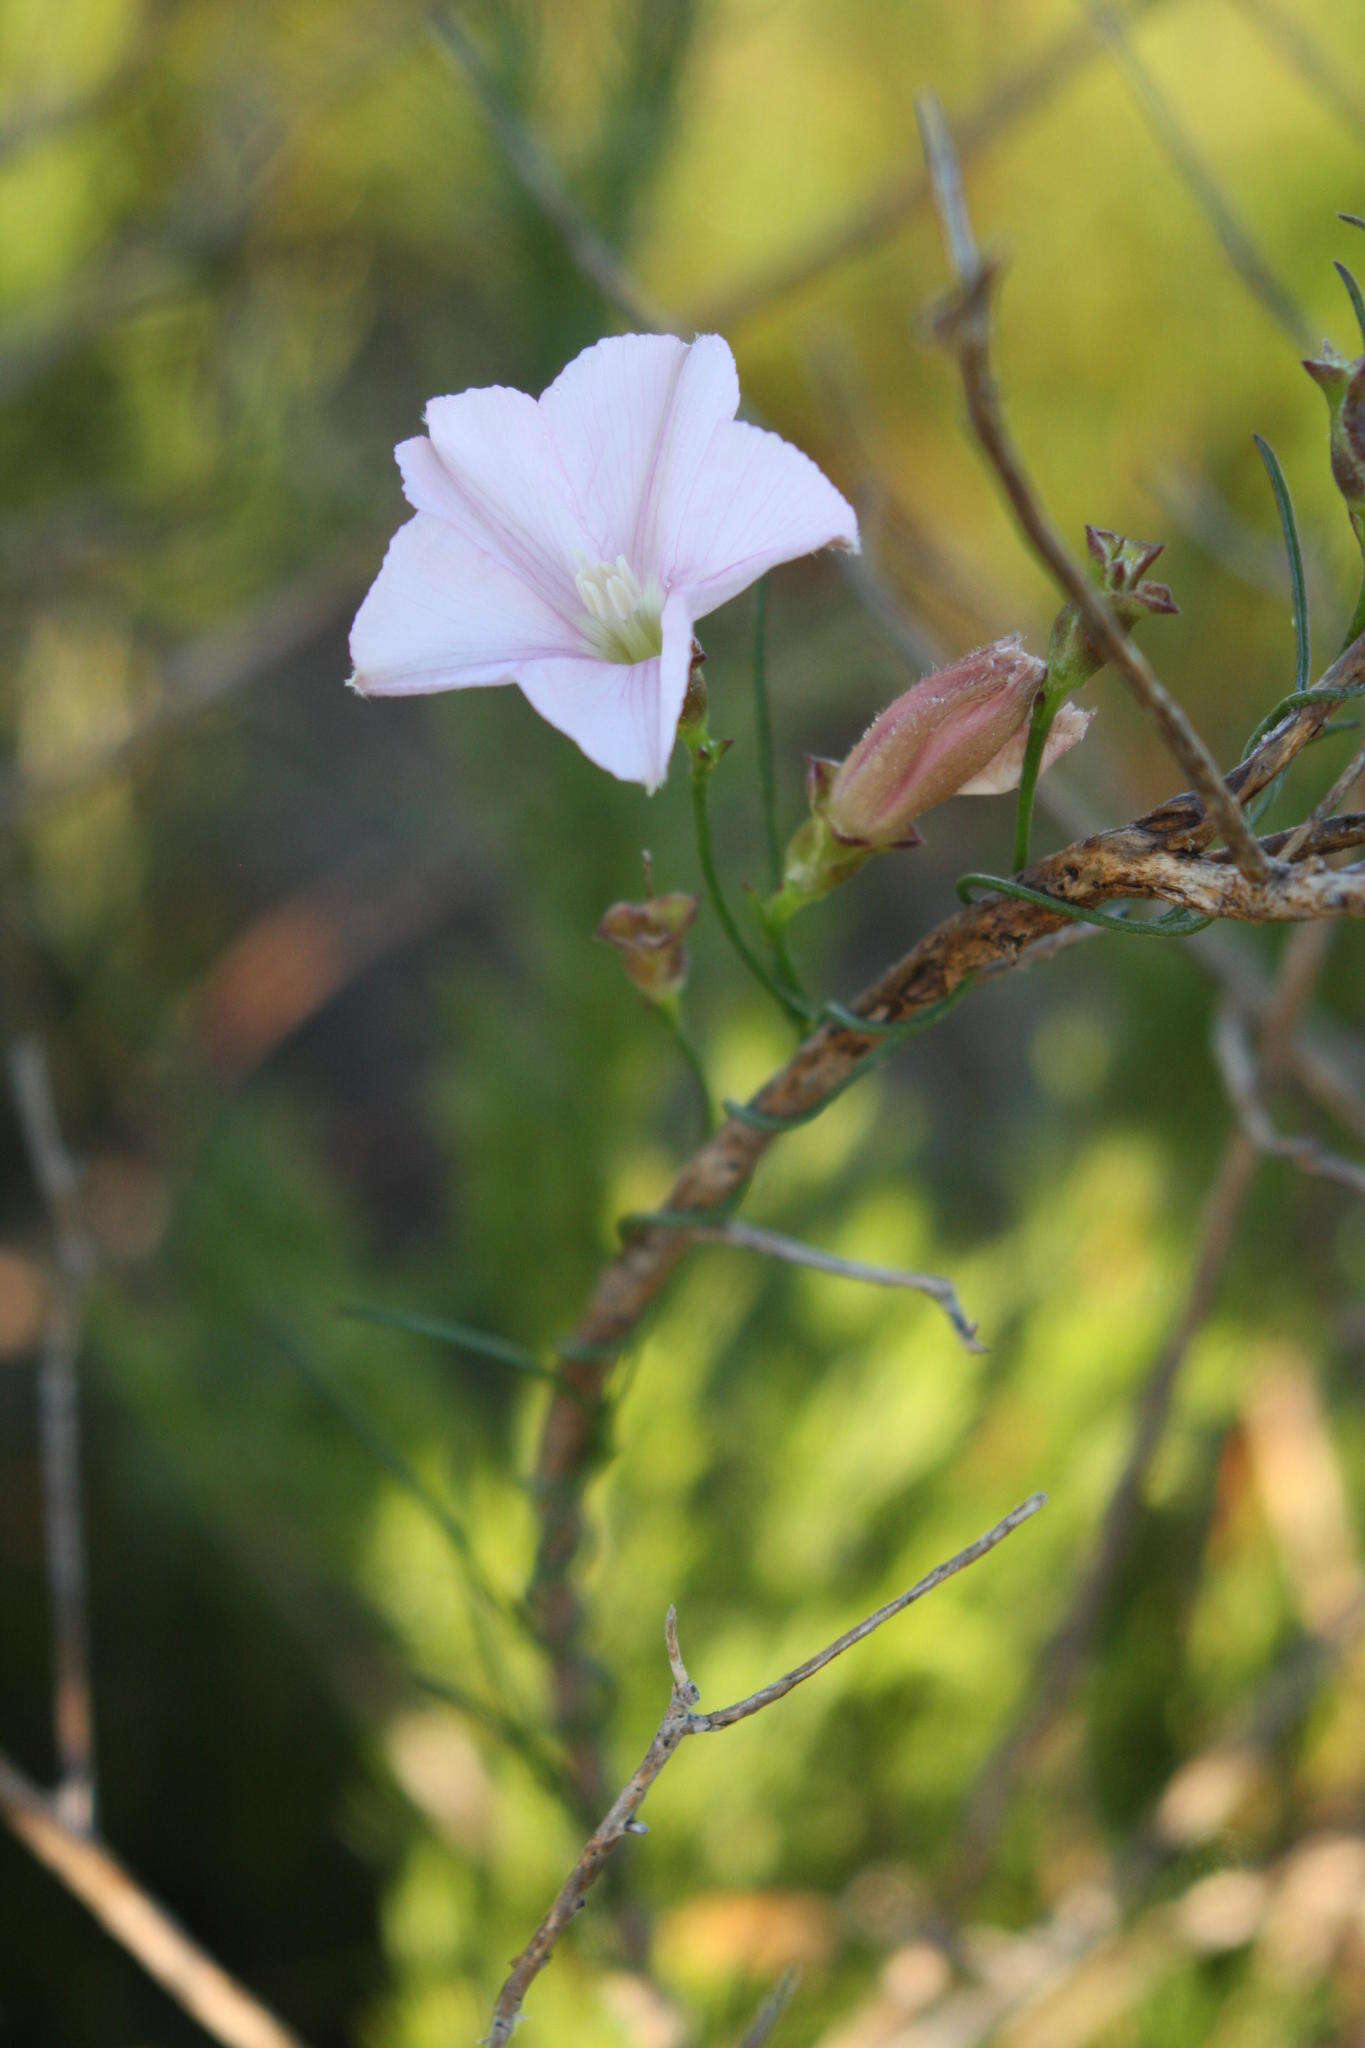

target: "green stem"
[751,578,782,894]
[653,998,714,1135]
[688,749,810,1026]
[767,917,808,1008]
[1012,691,1059,873]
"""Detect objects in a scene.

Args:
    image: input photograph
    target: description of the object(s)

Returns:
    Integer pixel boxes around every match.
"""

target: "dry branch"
[532,633,1365,1799]
[488,1497,1045,2046]
[0,1748,308,2048]
[914,91,1274,881]
[687,1218,983,1351]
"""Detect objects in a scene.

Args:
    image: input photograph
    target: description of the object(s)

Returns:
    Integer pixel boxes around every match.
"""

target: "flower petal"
[539,332,740,571]
[515,592,694,791]
[349,515,584,695]
[417,384,595,621]
[956,702,1095,796]
[663,419,859,617]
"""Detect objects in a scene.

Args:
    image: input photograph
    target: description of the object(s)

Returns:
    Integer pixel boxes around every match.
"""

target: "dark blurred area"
[1,1,1364,2043]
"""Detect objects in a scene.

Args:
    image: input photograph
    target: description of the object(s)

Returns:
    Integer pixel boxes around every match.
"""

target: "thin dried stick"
[1086,2,1312,347]
[945,919,1334,1901]
[915,91,1275,882]
[533,640,1364,1808]
[687,1218,983,1351]
[9,1039,97,1834]
[487,1496,1045,2046]
[1213,1004,1365,1196]
[0,1747,308,2048]
[1279,735,1365,865]
[693,0,1175,331]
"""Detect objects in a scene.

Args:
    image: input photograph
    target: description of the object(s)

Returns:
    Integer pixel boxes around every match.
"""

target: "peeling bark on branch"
[531,640,1365,1791]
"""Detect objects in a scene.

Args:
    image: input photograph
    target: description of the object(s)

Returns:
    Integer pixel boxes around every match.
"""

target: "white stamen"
[574,554,664,664]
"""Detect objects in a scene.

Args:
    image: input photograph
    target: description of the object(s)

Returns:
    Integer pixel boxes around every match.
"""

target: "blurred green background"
[2,1,1364,2043]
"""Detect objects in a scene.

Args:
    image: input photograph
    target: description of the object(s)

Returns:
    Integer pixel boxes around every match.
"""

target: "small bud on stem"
[1303,320,1365,645]
[768,637,1060,923]
[597,863,698,1007]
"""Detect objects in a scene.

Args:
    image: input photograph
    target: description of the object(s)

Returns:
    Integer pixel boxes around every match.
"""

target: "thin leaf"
[342,1302,559,1384]
[265,1326,521,1629]
[1253,435,1311,696]
[1335,260,1365,349]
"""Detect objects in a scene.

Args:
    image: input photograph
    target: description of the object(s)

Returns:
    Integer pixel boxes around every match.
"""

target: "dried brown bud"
[596,890,697,1004]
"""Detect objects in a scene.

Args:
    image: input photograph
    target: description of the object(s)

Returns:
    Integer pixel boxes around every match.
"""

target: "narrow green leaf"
[1335,260,1365,348]
[1253,435,1311,697]
[342,1303,558,1383]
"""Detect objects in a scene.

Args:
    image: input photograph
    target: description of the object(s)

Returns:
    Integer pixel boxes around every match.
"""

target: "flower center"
[574,554,664,664]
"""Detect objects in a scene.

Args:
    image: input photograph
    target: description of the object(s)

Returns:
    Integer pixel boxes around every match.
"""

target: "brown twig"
[8,1039,97,1834]
[914,91,1275,883]
[487,1496,1045,2046]
[943,918,1336,1901]
[1278,735,1365,865]
[687,1218,983,1351]
[532,637,1365,1808]
[0,1747,308,2048]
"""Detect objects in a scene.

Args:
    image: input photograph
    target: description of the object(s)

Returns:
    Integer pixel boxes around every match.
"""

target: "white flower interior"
[574,553,664,664]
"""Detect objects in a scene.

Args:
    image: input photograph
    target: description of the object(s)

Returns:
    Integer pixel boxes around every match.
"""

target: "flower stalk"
[679,668,811,1026]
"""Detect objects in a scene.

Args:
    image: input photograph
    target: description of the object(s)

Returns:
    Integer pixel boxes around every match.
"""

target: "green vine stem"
[684,721,811,1026]
[651,996,714,1134]
[1012,688,1059,872]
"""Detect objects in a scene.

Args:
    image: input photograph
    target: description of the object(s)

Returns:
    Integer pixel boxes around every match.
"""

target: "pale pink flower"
[349,333,859,790]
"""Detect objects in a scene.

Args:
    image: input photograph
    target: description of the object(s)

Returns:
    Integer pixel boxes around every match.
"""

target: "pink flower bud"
[823,637,1048,849]
[596,890,697,1003]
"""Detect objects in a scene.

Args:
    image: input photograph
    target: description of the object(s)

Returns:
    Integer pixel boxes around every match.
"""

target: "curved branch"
[531,636,1365,1784]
